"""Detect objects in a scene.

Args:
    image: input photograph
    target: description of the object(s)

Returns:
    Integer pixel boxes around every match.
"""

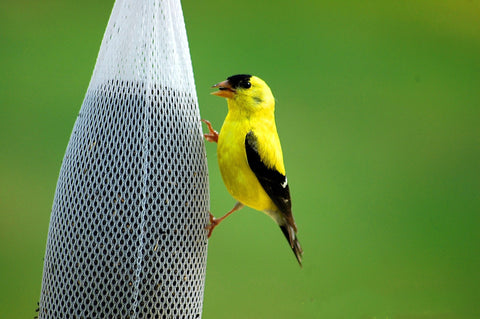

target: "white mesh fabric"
[39,0,209,318]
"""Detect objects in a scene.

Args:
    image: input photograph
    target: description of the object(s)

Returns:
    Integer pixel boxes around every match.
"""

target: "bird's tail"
[280,222,303,267]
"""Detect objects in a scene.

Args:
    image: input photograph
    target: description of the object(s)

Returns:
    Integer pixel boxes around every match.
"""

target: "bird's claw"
[206,211,219,238]
[201,119,219,143]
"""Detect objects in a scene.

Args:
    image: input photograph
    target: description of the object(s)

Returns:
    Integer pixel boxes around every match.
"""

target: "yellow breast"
[217,113,283,213]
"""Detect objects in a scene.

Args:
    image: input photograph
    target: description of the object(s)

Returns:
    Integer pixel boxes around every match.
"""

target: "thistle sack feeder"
[38,0,209,318]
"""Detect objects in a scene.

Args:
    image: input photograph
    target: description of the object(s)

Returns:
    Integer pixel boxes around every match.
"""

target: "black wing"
[245,131,303,266]
[245,131,292,219]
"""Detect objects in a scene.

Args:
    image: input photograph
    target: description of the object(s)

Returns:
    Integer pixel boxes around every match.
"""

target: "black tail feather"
[280,224,303,267]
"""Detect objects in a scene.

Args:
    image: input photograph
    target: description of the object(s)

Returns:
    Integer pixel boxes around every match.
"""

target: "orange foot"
[201,119,219,143]
[205,202,244,238]
[206,211,220,238]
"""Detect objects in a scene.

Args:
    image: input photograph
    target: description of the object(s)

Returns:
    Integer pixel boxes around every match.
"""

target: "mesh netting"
[39,0,209,318]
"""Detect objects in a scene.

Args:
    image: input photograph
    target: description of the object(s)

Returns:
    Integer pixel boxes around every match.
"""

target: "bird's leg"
[207,202,244,238]
[201,119,219,143]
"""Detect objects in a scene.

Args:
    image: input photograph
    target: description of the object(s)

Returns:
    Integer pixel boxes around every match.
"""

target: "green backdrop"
[1,0,479,318]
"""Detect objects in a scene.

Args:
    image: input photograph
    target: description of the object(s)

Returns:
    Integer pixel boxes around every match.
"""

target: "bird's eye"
[241,81,251,89]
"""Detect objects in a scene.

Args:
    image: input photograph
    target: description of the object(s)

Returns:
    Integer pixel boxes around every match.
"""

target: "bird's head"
[211,74,274,113]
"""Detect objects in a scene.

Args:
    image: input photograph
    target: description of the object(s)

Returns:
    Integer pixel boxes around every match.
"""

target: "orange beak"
[211,80,236,98]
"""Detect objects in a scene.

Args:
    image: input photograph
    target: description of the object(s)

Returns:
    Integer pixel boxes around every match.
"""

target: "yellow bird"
[202,74,303,266]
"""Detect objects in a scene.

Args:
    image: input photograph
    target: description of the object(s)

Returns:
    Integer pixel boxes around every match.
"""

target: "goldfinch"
[202,74,303,266]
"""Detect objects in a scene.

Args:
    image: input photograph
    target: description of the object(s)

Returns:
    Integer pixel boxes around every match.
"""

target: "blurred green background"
[1,0,479,318]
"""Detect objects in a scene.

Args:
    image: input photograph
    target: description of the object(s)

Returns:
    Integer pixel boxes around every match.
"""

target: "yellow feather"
[217,76,285,213]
